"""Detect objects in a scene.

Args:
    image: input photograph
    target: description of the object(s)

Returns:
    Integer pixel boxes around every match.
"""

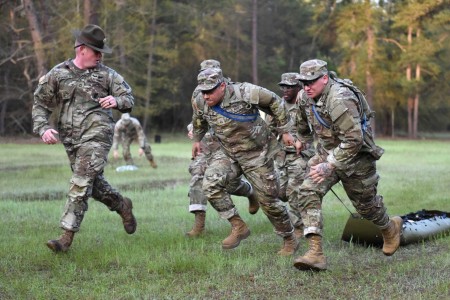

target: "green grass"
[0,138,449,299]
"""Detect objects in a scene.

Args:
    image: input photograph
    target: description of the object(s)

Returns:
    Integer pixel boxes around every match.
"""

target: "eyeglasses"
[301,76,323,87]
[279,85,298,91]
[201,82,221,95]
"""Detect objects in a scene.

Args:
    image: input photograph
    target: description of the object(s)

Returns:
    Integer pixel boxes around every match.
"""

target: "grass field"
[0,136,449,299]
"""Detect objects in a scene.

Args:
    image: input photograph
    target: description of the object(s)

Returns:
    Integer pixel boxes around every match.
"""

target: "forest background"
[1,0,449,139]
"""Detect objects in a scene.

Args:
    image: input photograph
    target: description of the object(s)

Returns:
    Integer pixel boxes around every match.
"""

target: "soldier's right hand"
[187,130,194,140]
[192,142,201,159]
[41,129,59,144]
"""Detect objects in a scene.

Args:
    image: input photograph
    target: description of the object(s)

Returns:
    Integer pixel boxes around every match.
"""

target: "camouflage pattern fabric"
[192,82,294,236]
[112,116,154,165]
[200,59,221,71]
[291,79,390,236]
[32,59,134,231]
[267,94,315,230]
[196,144,253,218]
[297,59,328,81]
[187,110,252,213]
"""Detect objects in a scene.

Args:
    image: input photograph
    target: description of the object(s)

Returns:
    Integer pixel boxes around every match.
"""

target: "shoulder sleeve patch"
[249,86,260,104]
[329,102,348,121]
[113,73,125,84]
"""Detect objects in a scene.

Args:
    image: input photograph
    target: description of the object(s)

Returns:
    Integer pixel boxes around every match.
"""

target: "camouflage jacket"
[192,82,292,162]
[188,91,225,156]
[112,117,146,150]
[32,59,134,145]
[299,79,379,170]
[266,98,314,154]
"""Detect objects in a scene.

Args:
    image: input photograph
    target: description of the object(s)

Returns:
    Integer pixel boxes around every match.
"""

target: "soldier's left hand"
[192,142,201,159]
[295,140,303,155]
[309,162,335,183]
[138,148,144,156]
[99,95,116,108]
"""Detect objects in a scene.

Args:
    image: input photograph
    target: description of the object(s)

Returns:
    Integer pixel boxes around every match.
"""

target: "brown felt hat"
[73,24,112,54]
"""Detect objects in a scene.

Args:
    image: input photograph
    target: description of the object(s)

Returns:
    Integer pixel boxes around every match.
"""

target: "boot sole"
[293,260,327,271]
[46,240,66,253]
[222,230,251,250]
[248,206,260,215]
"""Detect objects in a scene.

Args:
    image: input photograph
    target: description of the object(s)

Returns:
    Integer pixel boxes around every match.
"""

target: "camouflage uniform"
[266,73,315,232]
[192,68,294,237]
[112,113,155,166]
[32,59,134,232]
[187,108,253,214]
[291,60,391,236]
[188,62,253,215]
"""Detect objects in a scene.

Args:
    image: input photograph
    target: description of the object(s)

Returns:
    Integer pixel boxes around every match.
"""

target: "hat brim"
[197,83,219,91]
[297,73,323,81]
[296,72,327,81]
[278,82,299,86]
[72,30,113,54]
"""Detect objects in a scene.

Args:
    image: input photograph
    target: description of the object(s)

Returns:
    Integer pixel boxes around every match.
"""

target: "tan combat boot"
[117,197,137,234]
[149,159,158,168]
[46,230,75,253]
[293,234,327,271]
[247,189,260,215]
[186,211,206,237]
[222,215,251,249]
[294,225,304,239]
[381,216,403,256]
[277,234,299,256]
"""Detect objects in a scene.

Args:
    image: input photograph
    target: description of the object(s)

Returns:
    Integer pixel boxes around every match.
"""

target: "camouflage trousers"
[189,148,252,213]
[291,153,390,237]
[275,151,309,230]
[60,140,126,232]
[121,135,154,165]
[203,151,293,237]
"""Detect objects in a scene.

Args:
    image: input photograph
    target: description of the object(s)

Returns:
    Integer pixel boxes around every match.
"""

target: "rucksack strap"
[211,105,258,122]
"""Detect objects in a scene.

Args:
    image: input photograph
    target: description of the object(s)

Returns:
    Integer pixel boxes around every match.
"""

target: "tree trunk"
[412,28,421,139]
[365,7,375,134]
[23,0,47,79]
[84,0,100,25]
[251,0,258,85]
[142,0,157,131]
[406,25,414,138]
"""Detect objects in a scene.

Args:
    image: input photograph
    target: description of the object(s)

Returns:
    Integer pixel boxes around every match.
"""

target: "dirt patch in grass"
[2,178,188,201]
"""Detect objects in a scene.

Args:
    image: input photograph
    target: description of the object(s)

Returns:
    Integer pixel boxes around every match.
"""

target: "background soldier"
[192,67,299,255]
[112,113,157,168]
[291,59,403,271]
[32,24,137,253]
[266,73,315,238]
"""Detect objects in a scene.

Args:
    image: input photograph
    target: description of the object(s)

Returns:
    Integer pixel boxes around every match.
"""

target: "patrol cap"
[200,59,221,71]
[278,72,301,86]
[197,68,224,91]
[297,59,328,81]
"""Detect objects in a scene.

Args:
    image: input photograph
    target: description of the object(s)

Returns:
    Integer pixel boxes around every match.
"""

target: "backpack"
[328,72,384,160]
